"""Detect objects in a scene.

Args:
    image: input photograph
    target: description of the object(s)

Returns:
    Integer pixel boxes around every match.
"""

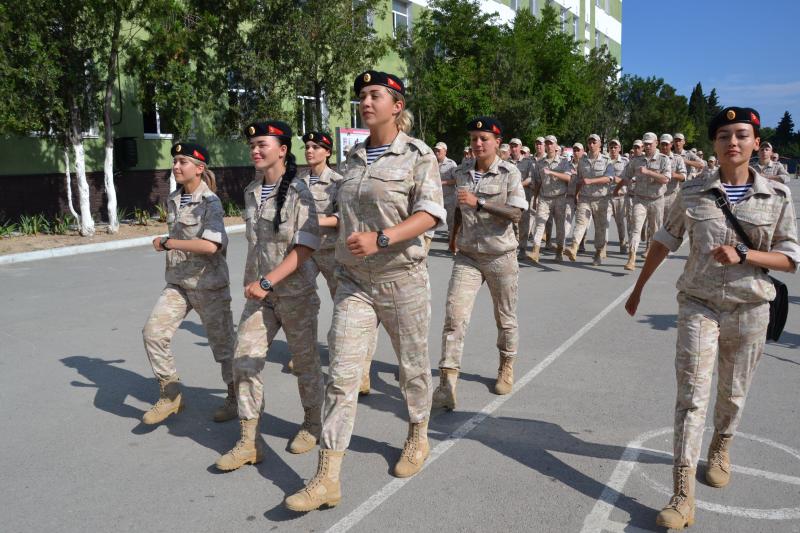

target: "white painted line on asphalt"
[327,283,636,533]
[0,224,245,266]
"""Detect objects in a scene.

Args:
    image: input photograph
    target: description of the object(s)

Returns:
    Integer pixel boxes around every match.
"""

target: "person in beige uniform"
[659,133,688,219]
[622,132,672,270]
[565,143,583,248]
[433,117,527,410]
[435,142,459,236]
[674,133,705,180]
[285,70,446,512]
[509,138,535,257]
[607,139,629,254]
[527,134,572,263]
[142,142,236,426]
[626,107,800,531]
[565,134,615,265]
[216,120,325,471]
[753,142,790,183]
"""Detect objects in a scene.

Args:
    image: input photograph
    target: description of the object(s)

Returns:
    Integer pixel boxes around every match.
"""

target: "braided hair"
[273,139,296,231]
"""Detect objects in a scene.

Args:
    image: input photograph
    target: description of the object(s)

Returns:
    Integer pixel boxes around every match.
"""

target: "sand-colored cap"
[522,146,530,153]
[545,135,558,144]
[500,143,510,151]
[760,142,773,150]
[434,142,447,151]
[642,132,657,143]
[509,138,522,146]
[572,142,584,151]
[535,136,545,143]
[587,133,601,142]
[633,139,643,147]
[463,146,470,152]
[674,133,685,140]
[609,138,621,146]
[691,148,698,153]
[708,155,717,161]
[659,133,673,144]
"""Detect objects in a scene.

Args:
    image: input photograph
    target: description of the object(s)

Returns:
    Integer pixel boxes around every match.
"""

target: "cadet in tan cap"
[528,134,572,262]
[509,137,535,257]
[626,106,800,531]
[286,70,446,512]
[659,133,687,219]
[521,146,531,158]
[216,121,325,472]
[434,116,526,410]
[500,143,510,160]
[754,142,790,183]
[702,155,717,178]
[622,132,672,270]
[435,141,459,235]
[565,134,615,265]
[142,142,236,426]
[607,139,629,254]
[533,137,546,161]
[565,143,584,248]
[673,133,705,180]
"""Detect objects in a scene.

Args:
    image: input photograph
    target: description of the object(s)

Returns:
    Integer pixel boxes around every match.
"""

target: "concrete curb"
[0,224,246,266]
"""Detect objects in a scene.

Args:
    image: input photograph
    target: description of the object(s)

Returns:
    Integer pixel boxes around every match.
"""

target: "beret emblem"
[364,73,371,82]
[476,121,483,129]
[247,126,255,135]
[175,144,182,152]
[726,109,736,120]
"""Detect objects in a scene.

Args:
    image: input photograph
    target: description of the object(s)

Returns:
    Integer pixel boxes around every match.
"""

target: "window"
[573,15,578,38]
[511,0,519,11]
[530,0,538,13]
[560,8,567,32]
[296,95,323,136]
[353,0,374,30]
[142,84,174,139]
[350,101,364,129]
[392,0,409,37]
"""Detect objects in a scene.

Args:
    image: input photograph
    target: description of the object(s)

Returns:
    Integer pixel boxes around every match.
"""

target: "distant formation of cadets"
[137,68,799,530]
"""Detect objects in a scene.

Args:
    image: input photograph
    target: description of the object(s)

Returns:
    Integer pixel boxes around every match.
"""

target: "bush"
[223,199,241,217]
[0,217,17,237]
[134,207,151,226]
[51,214,76,235]
[19,214,49,235]
[155,204,168,223]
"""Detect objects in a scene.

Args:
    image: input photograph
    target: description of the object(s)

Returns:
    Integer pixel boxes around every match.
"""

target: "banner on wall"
[335,127,369,169]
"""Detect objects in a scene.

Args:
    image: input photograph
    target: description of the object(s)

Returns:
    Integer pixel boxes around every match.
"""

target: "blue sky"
[621,0,800,129]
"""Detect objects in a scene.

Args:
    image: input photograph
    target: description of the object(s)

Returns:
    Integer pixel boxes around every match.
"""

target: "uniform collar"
[470,156,502,176]
[702,167,774,197]
[173,179,210,207]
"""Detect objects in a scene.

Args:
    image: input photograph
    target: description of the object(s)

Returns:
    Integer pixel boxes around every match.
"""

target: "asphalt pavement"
[2,181,799,533]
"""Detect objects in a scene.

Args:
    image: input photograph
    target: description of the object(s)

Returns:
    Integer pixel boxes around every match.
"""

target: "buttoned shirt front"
[665,152,688,196]
[622,152,672,199]
[534,155,572,198]
[577,153,615,198]
[302,166,343,250]
[752,160,790,183]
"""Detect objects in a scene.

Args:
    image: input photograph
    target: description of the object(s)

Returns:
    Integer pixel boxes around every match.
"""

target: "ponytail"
[273,146,296,231]
[201,167,217,192]
[387,88,414,134]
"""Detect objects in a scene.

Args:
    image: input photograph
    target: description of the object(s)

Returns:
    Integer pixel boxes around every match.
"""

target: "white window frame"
[530,0,538,13]
[560,8,567,31]
[143,102,174,140]
[392,0,410,37]
[573,14,579,38]
[350,101,364,129]
[297,95,323,136]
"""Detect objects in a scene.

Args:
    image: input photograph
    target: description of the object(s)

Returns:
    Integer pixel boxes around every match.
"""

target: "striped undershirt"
[366,144,390,165]
[260,184,276,205]
[722,183,752,205]
[309,175,320,185]
[473,171,484,184]
[179,193,192,208]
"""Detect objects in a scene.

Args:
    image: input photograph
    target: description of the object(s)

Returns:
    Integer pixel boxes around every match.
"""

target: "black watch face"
[259,279,272,291]
[378,234,390,248]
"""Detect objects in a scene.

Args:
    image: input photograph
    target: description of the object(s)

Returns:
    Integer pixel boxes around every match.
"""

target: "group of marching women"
[138,68,799,529]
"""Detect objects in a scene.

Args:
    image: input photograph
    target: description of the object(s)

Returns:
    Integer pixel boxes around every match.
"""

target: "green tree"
[774,111,795,148]
[616,75,690,150]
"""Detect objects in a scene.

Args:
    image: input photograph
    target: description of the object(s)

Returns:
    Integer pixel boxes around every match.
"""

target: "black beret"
[302,131,334,150]
[353,70,405,97]
[708,107,761,140]
[466,116,503,137]
[171,142,209,164]
[244,120,293,140]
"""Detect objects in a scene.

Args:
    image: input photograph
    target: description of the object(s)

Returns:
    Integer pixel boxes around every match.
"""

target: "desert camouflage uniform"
[752,160,790,184]
[234,177,323,420]
[608,155,629,249]
[440,157,526,370]
[623,152,672,254]
[654,169,800,468]
[143,181,235,385]
[302,167,344,297]
[663,153,687,218]
[565,160,580,241]
[440,157,458,235]
[676,148,705,181]
[321,131,446,451]
[530,155,572,248]
[510,157,535,253]
[572,153,615,253]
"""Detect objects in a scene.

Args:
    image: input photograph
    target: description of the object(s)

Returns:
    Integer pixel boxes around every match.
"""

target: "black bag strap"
[708,188,768,273]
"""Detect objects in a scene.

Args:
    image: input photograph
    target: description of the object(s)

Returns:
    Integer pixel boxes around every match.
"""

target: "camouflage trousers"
[143,284,234,384]
[610,195,628,247]
[571,198,609,252]
[310,248,338,298]
[629,196,664,254]
[531,196,567,249]
[663,191,678,222]
[445,194,457,236]
[321,266,433,451]
[233,292,324,420]
[517,187,536,253]
[440,251,519,370]
[673,293,769,468]
[564,195,577,244]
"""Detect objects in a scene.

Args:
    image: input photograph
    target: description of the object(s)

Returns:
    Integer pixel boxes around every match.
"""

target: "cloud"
[715,80,800,101]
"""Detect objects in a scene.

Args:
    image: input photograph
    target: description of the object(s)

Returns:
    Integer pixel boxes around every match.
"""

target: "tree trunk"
[314,81,323,131]
[169,170,176,193]
[63,146,80,223]
[70,102,95,236]
[102,11,122,233]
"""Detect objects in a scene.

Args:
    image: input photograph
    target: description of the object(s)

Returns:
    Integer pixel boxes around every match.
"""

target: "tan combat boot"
[599,246,607,259]
[284,449,344,512]
[564,242,578,261]
[656,466,695,530]
[213,382,238,422]
[431,368,459,410]
[495,355,514,395]
[394,418,430,478]
[554,245,564,262]
[592,251,602,266]
[526,245,541,264]
[624,251,636,271]
[705,432,733,488]
[288,406,321,454]
[359,355,372,396]
[142,378,184,425]
[215,418,264,471]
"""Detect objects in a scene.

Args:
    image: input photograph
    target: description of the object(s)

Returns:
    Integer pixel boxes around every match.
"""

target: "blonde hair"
[201,167,217,193]
[387,88,414,134]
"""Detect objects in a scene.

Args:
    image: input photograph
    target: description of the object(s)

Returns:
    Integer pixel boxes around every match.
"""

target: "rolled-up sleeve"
[292,186,321,251]
[653,189,686,251]
[505,166,529,210]
[200,196,228,249]
[771,193,800,271]
[412,151,447,231]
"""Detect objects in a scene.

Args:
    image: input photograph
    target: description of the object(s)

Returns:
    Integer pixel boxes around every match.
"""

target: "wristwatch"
[376,230,390,248]
[259,277,273,292]
[734,243,748,264]
[476,198,486,211]
[160,236,171,250]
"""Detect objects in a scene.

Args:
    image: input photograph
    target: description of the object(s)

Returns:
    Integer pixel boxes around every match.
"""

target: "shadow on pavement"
[637,314,677,331]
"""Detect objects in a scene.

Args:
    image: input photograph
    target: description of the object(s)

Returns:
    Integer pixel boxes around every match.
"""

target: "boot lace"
[401,425,421,460]
[304,454,329,492]
[667,470,690,511]
[498,360,513,382]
